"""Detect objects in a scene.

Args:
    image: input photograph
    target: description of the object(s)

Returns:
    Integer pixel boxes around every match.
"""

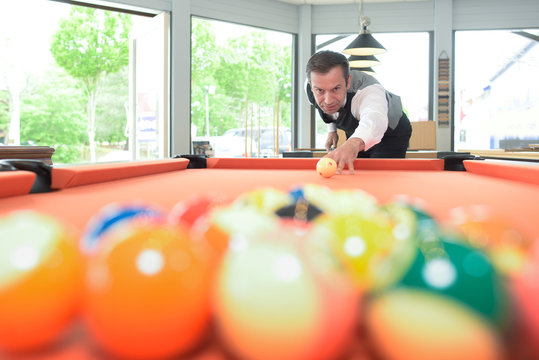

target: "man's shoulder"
[350,70,380,92]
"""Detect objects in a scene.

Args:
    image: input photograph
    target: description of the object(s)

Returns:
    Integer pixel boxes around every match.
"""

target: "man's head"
[306,50,350,85]
[306,50,352,115]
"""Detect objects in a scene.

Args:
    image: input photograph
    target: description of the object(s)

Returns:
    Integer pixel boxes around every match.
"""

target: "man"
[305,50,412,174]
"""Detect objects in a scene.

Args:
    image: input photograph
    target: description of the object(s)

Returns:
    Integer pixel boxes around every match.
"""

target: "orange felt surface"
[207,157,444,170]
[0,171,36,198]
[1,158,538,240]
[464,159,539,186]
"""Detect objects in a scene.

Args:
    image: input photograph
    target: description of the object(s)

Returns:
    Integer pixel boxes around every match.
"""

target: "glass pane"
[0,0,162,164]
[454,29,539,151]
[131,13,169,161]
[314,32,430,148]
[191,18,293,158]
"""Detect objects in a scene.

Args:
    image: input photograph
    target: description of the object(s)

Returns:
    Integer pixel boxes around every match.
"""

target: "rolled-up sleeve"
[349,84,388,150]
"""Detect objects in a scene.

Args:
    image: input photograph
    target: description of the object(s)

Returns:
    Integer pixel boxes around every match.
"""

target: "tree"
[191,19,218,137]
[0,90,8,143]
[21,66,87,163]
[213,32,291,131]
[50,6,131,161]
[96,67,129,145]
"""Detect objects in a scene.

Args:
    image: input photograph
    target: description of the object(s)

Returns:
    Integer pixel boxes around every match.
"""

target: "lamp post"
[204,85,215,138]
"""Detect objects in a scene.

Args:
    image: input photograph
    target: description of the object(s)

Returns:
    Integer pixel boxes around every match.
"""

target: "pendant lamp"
[348,55,380,68]
[343,0,386,56]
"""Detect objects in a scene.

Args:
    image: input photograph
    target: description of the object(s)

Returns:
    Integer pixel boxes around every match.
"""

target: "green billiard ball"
[397,235,510,328]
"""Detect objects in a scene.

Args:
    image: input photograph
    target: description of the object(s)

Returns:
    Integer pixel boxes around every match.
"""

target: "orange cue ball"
[316,158,337,178]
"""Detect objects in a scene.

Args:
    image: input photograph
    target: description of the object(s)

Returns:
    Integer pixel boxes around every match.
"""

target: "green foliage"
[50,6,132,94]
[191,18,293,138]
[20,65,87,163]
[0,90,8,141]
[96,67,129,144]
[49,6,132,162]
[191,19,218,86]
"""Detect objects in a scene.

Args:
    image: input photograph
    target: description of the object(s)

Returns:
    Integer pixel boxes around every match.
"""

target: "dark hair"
[306,50,350,85]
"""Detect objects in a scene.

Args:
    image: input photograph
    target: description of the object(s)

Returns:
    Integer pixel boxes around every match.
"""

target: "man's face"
[310,66,351,115]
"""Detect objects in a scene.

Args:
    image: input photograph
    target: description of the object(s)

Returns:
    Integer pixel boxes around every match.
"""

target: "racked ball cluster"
[0,185,537,360]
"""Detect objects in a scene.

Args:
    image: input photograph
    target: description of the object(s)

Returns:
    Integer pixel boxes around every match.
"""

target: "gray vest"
[348,70,403,130]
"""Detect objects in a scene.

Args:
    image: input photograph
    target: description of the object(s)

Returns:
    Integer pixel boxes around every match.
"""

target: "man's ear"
[305,79,316,105]
[346,74,352,90]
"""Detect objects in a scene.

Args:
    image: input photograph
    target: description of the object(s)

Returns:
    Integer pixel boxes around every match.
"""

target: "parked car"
[213,127,291,157]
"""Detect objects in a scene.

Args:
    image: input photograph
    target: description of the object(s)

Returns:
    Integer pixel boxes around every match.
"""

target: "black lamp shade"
[353,67,376,75]
[343,33,387,56]
[348,55,380,68]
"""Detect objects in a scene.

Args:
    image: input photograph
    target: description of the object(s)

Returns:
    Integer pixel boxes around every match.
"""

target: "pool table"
[1,156,538,360]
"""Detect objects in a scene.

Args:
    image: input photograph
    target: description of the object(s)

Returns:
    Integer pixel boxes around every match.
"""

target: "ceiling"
[276,0,426,4]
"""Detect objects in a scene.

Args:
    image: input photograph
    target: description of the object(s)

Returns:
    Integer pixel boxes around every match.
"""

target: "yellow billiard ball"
[316,157,337,178]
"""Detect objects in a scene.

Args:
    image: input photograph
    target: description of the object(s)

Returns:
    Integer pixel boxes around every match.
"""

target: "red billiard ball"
[316,157,337,178]
[83,222,213,359]
[0,210,83,353]
[169,193,226,229]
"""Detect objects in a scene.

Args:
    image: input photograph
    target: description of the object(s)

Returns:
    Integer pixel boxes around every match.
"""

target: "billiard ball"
[190,189,287,258]
[316,157,337,178]
[275,198,324,223]
[83,222,213,359]
[365,235,509,360]
[311,211,416,292]
[366,288,504,360]
[447,205,530,275]
[0,210,83,353]
[169,193,227,229]
[233,187,293,215]
[81,201,166,255]
[213,226,359,360]
[510,240,539,358]
[301,184,378,217]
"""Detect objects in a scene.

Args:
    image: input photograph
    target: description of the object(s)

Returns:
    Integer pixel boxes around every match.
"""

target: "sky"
[0,0,69,76]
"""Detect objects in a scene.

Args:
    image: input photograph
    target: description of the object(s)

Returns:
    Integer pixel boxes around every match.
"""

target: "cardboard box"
[409,121,436,150]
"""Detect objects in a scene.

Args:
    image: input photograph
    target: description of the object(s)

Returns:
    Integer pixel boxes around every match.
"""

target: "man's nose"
[324,92,334,104]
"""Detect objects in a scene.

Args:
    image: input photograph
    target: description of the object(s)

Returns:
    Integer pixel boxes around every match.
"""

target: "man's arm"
[326,84,388,173]
[349,84,389,150]
[325,122,338,151]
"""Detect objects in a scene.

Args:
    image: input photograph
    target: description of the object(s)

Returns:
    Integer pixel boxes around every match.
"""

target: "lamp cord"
[359,0,370,33]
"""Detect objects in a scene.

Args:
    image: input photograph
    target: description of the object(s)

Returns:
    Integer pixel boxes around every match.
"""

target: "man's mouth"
[324,104,338,113]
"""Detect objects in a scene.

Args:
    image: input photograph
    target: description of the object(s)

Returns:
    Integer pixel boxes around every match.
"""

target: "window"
[0,0,168,164]
[454,29,539,151]
[314,32,430,148]
[191,17,293,158]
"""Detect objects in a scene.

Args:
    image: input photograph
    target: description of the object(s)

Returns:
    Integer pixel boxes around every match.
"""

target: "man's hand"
[325,131,338,152]
[326,137,365,174]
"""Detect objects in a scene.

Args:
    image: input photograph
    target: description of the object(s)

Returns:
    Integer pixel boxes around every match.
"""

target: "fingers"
[336,159,345,175]
[347,159,355,174]
[325,143,335,152]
